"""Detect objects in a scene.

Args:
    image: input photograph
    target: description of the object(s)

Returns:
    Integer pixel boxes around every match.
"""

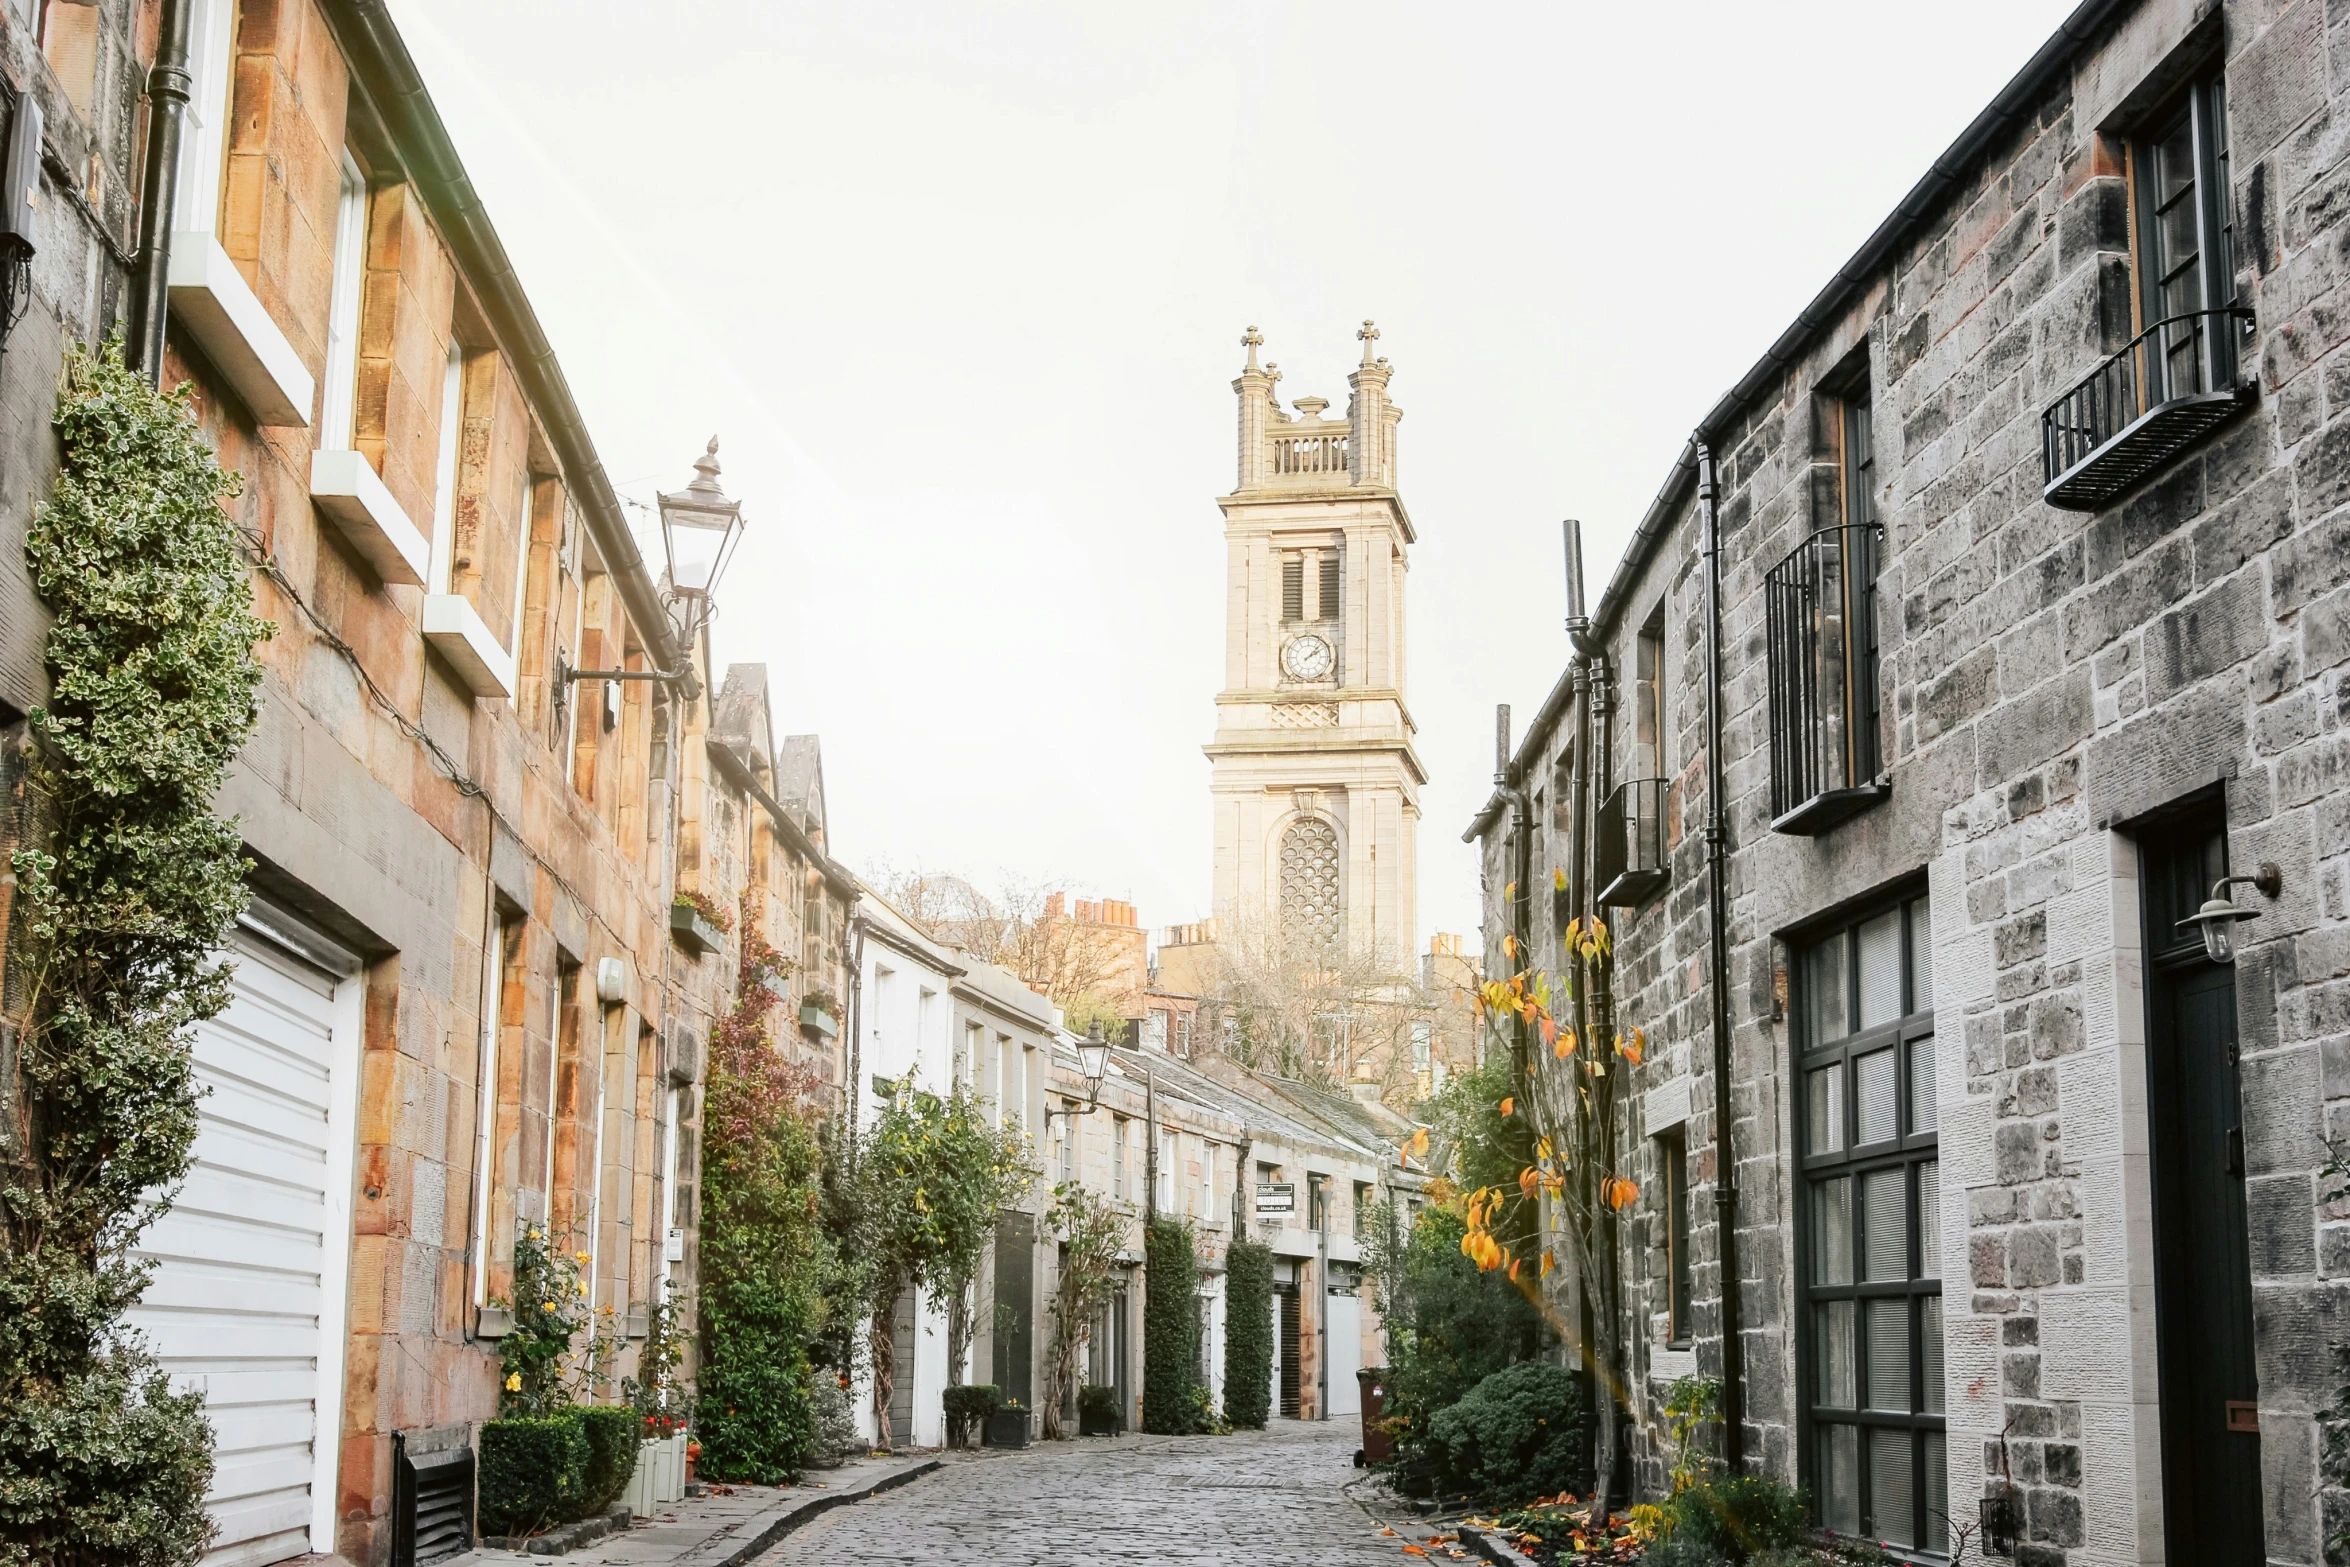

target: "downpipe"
[1697,441,1747,1469]
[127,0,192,383]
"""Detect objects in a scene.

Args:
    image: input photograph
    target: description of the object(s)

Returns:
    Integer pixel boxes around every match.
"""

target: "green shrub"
[478,1417,590,1537]
[942,1384,1002,1448]
[571,1406,640,1514]
[1368,1203,1544,1459]
[1143,1219,1201,1433]
[1222,1239,1274,1429]
[1078,1385,1119,1423]
[1423,1361,1593,1507]
[698,1008,826,1485]
[1,342,267,1567]
[1660,1474,1811,1565]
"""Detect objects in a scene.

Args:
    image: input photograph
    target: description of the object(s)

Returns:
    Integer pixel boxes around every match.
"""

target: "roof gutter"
[702,740,858,898]
[325,0,683,680]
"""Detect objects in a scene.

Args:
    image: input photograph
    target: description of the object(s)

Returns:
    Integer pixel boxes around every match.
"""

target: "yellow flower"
[505,1372,522,1392]
[573,1250,592,1265]
[576,1281,588,1297]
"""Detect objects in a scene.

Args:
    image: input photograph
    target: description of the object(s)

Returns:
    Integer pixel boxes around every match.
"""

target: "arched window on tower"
[1279,817,1341,949]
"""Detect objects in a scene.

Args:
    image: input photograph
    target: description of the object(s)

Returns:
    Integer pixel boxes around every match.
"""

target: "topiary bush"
[0,338,269,1567]
[1423,1360,1593,1507]
[941,1384,1001,1449]
[1142,1218,1200,1433]
[572,1406,640,1515]
[1078,1385,1119,1423]
[479,1416,591,1537]
[1658,1473,1811,1565]
[1222,1239,1273,1430]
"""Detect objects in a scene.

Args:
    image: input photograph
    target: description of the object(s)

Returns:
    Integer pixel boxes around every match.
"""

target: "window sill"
[422,594,515,699]
[1771,781,1890,837]
[310,450,428,586]
[166,232,314,427]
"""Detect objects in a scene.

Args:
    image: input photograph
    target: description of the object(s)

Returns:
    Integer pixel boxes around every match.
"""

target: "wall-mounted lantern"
[2183,861,2281,966]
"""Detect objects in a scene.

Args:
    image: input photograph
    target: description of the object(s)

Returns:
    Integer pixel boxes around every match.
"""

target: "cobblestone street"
[758,1421,1416,1566]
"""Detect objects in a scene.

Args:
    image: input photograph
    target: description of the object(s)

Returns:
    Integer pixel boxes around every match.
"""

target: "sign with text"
[1255,1181,1295,1215]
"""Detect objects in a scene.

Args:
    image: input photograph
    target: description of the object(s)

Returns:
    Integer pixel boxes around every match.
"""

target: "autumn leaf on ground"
[1402,1544,1428,1557]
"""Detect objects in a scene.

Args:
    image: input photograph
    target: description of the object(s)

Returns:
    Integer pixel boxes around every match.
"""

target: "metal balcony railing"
[2042,307,2256,511]
[1765,523,1888,836]
[1596,777,1669,907]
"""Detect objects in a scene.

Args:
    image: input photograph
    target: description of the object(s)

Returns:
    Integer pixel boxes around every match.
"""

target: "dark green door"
[2142,819,2263,1566]
[991,1211,1034,1407]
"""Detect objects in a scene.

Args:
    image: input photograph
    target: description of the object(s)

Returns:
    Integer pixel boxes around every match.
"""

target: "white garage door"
[1326,1289,1362,1417]
[128,917,360,1567]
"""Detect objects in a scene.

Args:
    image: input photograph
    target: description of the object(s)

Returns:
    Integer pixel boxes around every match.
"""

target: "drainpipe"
[1697,441,1746,1469]
[127,0,192,383]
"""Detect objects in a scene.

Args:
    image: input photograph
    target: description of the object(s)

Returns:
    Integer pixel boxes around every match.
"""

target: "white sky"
[391,0,2082,955]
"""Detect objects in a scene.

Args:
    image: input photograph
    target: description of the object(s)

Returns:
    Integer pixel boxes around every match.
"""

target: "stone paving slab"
[442,1452,939,1567]
[754,1420,1462,1567]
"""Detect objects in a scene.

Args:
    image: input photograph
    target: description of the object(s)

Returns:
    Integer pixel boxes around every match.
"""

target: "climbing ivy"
[1222,1239,1273,1430]
[1140,1218,1200,1434]
[0,339,270,1567]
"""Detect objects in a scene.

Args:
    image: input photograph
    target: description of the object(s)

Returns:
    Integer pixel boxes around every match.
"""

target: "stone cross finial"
[1242,325,1264,373]
[1358,319,1380,365]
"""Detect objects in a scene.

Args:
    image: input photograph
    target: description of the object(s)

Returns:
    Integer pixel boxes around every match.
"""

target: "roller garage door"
[127,915,362,1567]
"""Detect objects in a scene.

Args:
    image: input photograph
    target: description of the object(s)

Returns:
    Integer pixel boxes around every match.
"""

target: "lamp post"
[2183,861,2281,965]
[559,436,746,701]
[1045,1023,1114,1131]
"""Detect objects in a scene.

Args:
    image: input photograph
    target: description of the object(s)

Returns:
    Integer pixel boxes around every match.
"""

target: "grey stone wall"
[1473,1,2350,1560]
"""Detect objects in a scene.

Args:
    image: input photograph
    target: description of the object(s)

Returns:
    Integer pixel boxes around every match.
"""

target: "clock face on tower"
[1282,633,1334,682]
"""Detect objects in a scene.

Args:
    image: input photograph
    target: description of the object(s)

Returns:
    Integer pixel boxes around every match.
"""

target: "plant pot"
[1078,1409,1119,1437]
[983,1409,1030,1449]
[671,903,723,956]
[799,1001,839,1038]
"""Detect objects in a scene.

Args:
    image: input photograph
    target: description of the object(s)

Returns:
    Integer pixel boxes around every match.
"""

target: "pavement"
[754,1419,1460,1567]
[441,1451,939,1567]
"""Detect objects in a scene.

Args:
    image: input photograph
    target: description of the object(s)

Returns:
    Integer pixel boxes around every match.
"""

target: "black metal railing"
[1595,777,1668,907]
[1765,523,1886,834]
[2042,307,2254,509]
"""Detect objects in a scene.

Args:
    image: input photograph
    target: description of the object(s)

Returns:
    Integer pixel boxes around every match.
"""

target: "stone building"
[0,4,852,1566]
[1468,1,2350,1561]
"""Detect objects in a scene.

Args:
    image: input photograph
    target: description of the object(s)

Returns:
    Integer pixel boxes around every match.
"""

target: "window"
[1634,611,1665,780]
[1113,1116,1128,1199]
[1144,1009,1169,1053]
[2137,74,2236,394]
[1798,895,1939,1551]
[1412,1022,1432,1075]
[1318,549,1340,623]
[1202,1142,1217,1221]
[1308,1175,1328,1233]
[429,343,464,593]
[960,1022,980,1090]
[1175,1011,1192,1059]
[1354,1182,1374,1239]
[173,0,238,232]
[1661,1129,1692,1346]
[1157,1131,1175,1213]
[1279,817,1341,948]
[1282,555,1304,621]
[1841,386,1881,785]
[1764,379,1886,835]
[510,474,542,658]
[318,153,369,451]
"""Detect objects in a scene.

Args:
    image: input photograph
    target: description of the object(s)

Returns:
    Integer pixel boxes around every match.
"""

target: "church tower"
[1204,322,1422,968]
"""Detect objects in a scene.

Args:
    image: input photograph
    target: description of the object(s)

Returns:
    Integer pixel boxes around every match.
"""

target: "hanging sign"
[1255,1181,1295,1215]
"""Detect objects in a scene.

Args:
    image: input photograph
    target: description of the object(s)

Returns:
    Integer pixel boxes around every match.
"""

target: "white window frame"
[173,0,236,234]
[317,151,367,451]
[429,343,463,593]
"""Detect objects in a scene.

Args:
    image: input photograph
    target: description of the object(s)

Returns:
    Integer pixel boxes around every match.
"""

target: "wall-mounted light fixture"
[2183,861,2281,965]
[558,437,744,706]
[1043,1023,1114,1131]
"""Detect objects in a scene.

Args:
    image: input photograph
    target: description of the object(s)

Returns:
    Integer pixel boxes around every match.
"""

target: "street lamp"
[2182,862,2281,965]
[559,437,745,701]
[1045,1023,1114,1130]
[656,436,747,648]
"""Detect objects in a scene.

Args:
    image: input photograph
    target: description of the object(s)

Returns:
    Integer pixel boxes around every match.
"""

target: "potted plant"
[800,988,841,1038]
[670,892,730,956]
[984,1397,1030,1450]
[1078,1384,1121,1438]
[941,1384,1002,1450]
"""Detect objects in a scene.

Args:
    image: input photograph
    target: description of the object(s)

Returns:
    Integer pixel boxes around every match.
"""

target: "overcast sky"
[390,0,2080,955]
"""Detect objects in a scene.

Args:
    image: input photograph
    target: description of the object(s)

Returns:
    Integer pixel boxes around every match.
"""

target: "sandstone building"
[1206,324,1422,970]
